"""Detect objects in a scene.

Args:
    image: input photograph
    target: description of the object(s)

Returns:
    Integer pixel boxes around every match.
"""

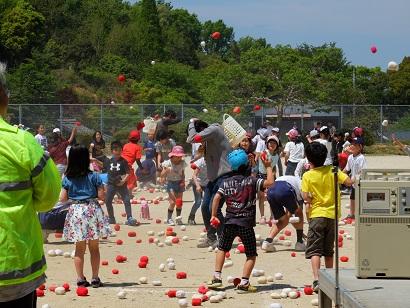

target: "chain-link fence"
[6,104,410,144]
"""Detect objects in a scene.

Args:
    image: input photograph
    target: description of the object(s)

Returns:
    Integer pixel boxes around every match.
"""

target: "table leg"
[319,289,332,308]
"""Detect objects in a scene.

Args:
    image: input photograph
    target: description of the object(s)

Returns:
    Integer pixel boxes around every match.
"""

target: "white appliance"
[356,169,410,278]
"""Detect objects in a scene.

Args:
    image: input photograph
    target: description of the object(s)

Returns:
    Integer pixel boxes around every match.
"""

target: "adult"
[155,109,181,141]
[187,119,232,248]
[48,126,77,177]
[89,130,108,171]
[0,63,61,307]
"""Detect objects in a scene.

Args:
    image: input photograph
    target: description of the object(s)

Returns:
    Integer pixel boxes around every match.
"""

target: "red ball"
[233,106,241,114]
[153,200,159,205]
[112,269,119,274]
[172,237,180,244]
[339,230,345,234]
[192,298,202,306]
[338,241,343,248]
[75,121,81,126]
[370,45,377,54]
[116,239,123,245]
[128,231,136,237]
[284,230,292,236]
[156,218,162,224]
[211,31,221,40]
[101,260,109,266]
[304,286,314,295]
[233,277,241,287]
[279,235,285,240]
[167,289,177,298]
[149,188,155,193]
[117,74,126,83]
[291,252,296,257]
[136,239,142,243]
[225,251,230,259]
[340,256,349,262]
[114,224,120,231]
[166,227,174,232]
[63,283,70,291]
[116,255,125,263]
[36,288,45,297]
[338,235,343,242]
[140,256,149,263]
[254,105,261,111]
[191,163,197,170]
[55,232,63,238]
[39,284,46,290]
[201,294,209,302]
[148,237,154,243]
[131,200,138,204]
[176,272,187,279]
[197,285,208,294]
[237,244,245,253]
[138,261,147,268]
[76,287,88,296]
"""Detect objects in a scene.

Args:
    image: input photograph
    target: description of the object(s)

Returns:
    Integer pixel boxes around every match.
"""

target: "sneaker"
[261,240,276,252]
[91,277,103,288]
[175,216,183,225]
[188,219,196,225]
[207,277,223,289]
[343,214,355,221]
[167,219,175,226]
[125,217,137,226]
[312,280,319,293]
[294,241,306,252]
[77,277,90,287]
[236,283,257,294]
[259,216,267,225]
[197,238,217,248]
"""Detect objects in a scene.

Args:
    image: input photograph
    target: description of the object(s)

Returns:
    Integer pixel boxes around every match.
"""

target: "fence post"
[181,104,184,123]
[18,105,22,125]
[100,104,103,135]
[301,105,304,130]
[340,105,344,129]
[380,105,383,143]
[59,104,63,130]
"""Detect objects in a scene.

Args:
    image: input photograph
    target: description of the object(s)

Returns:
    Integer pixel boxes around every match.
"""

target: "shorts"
[218,224,257,258]
[267,181,299,220]
[350,187,356,200]
[305,217,335,259]
[127,167,137,190]
[167,180,184,194]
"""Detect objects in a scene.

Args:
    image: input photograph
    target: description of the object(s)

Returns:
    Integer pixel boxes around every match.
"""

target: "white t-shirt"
[345,154,366,186]
[193,157,208,186]
[276,175,303,201]
[318,139,333,165]
[295,157,309,178]
[35,134,48,149]
[161,159,187,181]
[255,139,266,153]
[284,141,304,163]
[252,134,262,145]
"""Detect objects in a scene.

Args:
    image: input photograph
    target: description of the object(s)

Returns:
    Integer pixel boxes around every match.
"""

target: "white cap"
[52,128,61,133]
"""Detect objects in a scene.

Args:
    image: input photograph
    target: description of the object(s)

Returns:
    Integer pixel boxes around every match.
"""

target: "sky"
[157,0,409,68]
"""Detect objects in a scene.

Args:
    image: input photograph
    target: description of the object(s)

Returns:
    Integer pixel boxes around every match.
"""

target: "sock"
[265,237,273,243]
[167,209,173,220]
[176,208,182,217]
[214,271,222,279]
[240,277,249,285]
[296,229,303,243]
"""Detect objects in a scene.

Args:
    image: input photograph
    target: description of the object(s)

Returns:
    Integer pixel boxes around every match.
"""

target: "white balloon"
[176,290,186,298]
[382,119,389,127]
[200,41,206,48]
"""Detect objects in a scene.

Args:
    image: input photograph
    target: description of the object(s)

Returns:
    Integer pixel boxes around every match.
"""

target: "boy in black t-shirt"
[208,149,274,293]
[104,141,137,226]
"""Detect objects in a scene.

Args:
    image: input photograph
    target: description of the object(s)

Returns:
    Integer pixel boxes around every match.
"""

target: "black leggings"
[2,290,37,308]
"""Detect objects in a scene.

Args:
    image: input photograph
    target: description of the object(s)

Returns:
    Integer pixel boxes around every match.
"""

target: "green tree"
[237,36,270,53]
[201,19,234,59]
[389,57,410,104]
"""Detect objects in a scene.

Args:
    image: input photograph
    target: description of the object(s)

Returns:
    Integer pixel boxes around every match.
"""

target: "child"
[34,124,48,150]
[343,137,367,220]
[104,141,138,226]
[284,129,304,175]
[256,135,280,224]
[143,132,156,163]
[155,109,181,141]
[302,143,352,292]
[189,156,208,225]
[261,175,305,252]
[61,145,111,288]
[122,130,144,194]
[318,126,333,165]
[136,157,157,188]
[161,145,187,226]
[208,148,274,293]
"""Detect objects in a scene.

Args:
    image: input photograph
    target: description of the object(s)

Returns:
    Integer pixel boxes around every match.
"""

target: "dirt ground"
[38,155,410,308]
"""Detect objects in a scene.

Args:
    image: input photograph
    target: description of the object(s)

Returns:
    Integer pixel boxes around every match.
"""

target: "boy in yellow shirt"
[301,143,352,292]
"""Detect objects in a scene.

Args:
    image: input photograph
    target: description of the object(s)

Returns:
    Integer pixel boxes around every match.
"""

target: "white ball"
[147,231,155,236]
[288,291,299,299]
[182,236,189,241]
[178,299,188,308]
[47,250,56,257]
[157,231,165,237]
[159,263,166,272]
[157,242,164,247]
[117,290,127,299]
[176,290,186,298]
[152,280,162,286]
[210,295,222,303]
[339,221,346,226]
[270,292,282,299]
[42,305,51,308]
[110,232,117,237]
[55,287,66,295]
[283,288,292,295]
[206,290,217,297]
[139,277,148,284]
[311,298,319,306]
[166,257,174,263]
[200,41,206,48]
[208,246,214,252]
[227,275,234,283]
[387,61,399,71]
[63,252,71,258]
[267,275,274,282]
[217,291,226,299]
[199,232,207,238]
[257,276,267,284]
[223,260,233,268]
[270,304,283,308]
[153,238,159,244]
[165,239,172,246]
[151,60,156,65]
[198,238,207,244]
[167,262,176,270]
[180,225,186,231]
[274,272,283,280]
[203,108,208,113]
[382,119,389,127]
[280,292,288,298]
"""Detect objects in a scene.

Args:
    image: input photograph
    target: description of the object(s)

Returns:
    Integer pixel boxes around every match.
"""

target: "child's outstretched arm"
[260,153,274,188]
[210,192,222,224]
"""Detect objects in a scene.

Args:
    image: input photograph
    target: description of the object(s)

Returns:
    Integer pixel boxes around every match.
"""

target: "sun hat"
[168,145,185,158]
[266,135,279,145]
[52,128,61,133]
[286,129,299,139]
[128,130,140,141]
[319,126,329,132]
[227,148,248,171]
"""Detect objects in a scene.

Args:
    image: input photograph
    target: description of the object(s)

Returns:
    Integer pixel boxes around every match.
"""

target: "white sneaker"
[261,240,276,252]
[295,242,306,251]
[167,219,175,226]
[175,216,183,225]
[259,216,267,225]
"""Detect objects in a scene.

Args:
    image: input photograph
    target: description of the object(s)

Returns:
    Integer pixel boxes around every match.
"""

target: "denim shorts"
[167,180,184,193]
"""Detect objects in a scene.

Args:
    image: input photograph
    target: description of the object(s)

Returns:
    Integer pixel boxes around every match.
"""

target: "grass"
[365,143,407,155]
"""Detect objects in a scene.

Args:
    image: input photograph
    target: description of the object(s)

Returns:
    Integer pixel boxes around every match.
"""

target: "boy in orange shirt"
[122,130,144,195]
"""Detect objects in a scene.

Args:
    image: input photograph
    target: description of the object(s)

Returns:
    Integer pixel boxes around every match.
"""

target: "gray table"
[319,269,410,308]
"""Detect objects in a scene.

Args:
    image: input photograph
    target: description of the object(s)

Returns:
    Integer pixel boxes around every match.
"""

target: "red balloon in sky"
[254,105,261,111]
[370,46,377,54]
[211,32,221,40]
[117,74,126,83]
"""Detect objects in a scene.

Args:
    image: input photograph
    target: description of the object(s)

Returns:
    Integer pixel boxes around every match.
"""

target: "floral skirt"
[63,199,111,242]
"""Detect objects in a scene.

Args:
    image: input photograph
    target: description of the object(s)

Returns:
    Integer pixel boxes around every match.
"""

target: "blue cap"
[227,149,248,171]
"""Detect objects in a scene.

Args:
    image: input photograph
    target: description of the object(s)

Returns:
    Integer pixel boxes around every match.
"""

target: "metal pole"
[181,104,184,123]
[380,105,383,143]
[100,104,103,135]
[333,164,340,308]
[18,105,22,125]
[301,105,304,131]
[340,105,344,129]
[59,104,63,131]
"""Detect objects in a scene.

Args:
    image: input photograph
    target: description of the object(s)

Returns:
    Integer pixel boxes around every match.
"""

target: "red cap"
[128,130,140,141]
[193,135,202,143]
[136,122,145,131]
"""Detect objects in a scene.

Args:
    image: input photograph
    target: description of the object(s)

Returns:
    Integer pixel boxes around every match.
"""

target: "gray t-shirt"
[155,139,176,162]
[193,157,209,186]
[161,159,187,181]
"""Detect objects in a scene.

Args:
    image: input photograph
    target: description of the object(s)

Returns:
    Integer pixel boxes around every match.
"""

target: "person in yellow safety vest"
[0,63,61,307]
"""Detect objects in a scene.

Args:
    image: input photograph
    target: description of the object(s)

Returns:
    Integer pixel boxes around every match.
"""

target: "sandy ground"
[38,155,410,308]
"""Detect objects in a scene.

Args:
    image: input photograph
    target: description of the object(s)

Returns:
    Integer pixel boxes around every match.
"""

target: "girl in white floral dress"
[61,145,111,288]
